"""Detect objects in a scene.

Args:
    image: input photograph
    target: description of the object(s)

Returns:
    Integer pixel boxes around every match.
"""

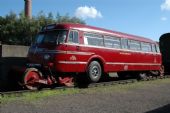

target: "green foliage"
[0,11,85,45]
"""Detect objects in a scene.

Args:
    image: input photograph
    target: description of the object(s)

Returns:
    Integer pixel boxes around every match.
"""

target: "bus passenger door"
[65,30,82,72]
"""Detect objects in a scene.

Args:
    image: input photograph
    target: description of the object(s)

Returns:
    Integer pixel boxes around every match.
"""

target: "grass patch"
[0,88,80,104]
[1,78,170,104]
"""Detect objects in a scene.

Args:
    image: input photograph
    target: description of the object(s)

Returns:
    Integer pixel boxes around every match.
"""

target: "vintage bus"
[24,23,161,89]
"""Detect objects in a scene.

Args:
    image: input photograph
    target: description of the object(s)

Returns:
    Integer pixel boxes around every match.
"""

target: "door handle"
[76,46,80,50]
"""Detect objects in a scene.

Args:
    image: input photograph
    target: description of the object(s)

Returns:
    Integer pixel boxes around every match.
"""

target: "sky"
[0,0,170,41]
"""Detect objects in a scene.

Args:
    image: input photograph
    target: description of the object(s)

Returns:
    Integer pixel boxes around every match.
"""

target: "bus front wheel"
[87,61,102,83]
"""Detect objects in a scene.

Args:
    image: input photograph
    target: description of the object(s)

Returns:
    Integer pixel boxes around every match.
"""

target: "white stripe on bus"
[58,61,160,66]
[58,61,87,64]
[106,62,161,66]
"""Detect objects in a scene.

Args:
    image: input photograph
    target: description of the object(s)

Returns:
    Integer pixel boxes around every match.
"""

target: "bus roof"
[43,23,155,43]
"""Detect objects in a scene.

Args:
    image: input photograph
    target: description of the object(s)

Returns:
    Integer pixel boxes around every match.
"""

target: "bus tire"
[23,68,42,90]
[87,61,102,83]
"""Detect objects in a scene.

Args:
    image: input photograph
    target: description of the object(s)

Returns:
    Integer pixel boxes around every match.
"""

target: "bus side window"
[151,44,156,53]
[104,36,121,49]
[141,42,152,52]
[68,31,79,43]
[128,40,141,51]
[121,38,128,49]
[156,44,160,53]
[84,33,103,47]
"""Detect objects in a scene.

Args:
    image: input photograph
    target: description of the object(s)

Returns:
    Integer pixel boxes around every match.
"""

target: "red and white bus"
[25,23,161,89]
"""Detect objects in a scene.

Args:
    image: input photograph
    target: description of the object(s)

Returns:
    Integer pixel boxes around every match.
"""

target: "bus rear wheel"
[87,61,102,83]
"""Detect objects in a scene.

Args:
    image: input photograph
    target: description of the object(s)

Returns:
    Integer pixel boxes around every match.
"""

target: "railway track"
[0,75,169,96]
[0,86,75,97]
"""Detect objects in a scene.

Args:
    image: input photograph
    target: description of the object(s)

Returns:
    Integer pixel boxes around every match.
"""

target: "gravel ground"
[1,82,170,113]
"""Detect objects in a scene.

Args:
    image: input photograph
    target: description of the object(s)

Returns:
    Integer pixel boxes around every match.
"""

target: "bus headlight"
[44,54,50,60]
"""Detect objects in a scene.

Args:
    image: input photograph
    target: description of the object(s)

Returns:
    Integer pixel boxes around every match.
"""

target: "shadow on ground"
[0,57,27,91]
[146,104,170,113]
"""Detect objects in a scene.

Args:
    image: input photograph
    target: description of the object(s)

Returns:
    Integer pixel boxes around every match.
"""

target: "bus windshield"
[35,30,67,45]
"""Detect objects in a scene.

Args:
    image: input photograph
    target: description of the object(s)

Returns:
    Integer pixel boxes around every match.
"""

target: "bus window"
[156,44,160,53]
[35,30,67,44]
[68,31,79,43]
[121,38,128,49]
[36,34,44,44]
[141,42,152,52]
[129,40,141,51]
[104,36,121,49]
[84,33,104,46]
[151,44,156,53]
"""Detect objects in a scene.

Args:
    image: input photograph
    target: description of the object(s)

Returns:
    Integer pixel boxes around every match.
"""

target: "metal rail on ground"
[0,75,170,96]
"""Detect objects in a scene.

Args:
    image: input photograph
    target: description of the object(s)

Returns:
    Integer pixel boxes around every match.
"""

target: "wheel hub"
[92,66,99,78]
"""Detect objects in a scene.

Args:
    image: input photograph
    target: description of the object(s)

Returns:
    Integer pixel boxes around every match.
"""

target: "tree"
[0,11,86,45]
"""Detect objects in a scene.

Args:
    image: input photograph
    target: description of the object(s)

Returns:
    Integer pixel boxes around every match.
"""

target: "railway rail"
[0,75,169,96]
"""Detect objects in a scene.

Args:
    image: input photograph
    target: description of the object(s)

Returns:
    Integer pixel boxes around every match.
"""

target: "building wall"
[1,45,29,57]
[0,44,29,91]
